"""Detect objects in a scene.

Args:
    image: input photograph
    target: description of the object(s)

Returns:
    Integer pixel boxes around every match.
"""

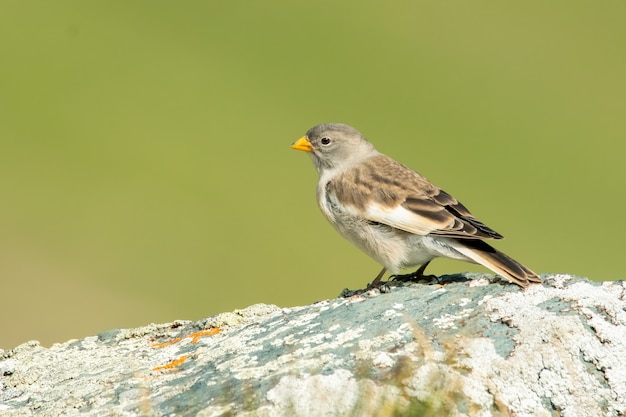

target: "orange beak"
[290,136,313,152]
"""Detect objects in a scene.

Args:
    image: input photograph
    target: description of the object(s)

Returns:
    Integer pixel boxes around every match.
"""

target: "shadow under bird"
[290,123,541,289]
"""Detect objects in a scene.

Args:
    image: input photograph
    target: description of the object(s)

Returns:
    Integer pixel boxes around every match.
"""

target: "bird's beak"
[290,136,313,152]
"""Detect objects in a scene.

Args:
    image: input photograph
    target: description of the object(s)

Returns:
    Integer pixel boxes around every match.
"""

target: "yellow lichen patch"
[152,337,183,348]
[190,328,221,343]
[153,355,188,371]
[151,327,221,347]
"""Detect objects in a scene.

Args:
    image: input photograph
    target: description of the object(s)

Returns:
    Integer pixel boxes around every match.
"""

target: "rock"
[1,274,625,416]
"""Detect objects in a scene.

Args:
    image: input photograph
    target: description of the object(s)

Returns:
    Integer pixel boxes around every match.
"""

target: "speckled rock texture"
[1,274,625,417]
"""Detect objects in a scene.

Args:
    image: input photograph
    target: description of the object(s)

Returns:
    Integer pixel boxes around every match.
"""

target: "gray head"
[291,123,377,172]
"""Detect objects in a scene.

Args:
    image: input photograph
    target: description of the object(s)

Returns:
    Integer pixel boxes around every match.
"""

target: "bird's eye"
[320,137,331,145]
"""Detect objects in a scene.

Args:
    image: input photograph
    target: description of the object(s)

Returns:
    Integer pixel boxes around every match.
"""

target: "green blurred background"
[1,1,624,349]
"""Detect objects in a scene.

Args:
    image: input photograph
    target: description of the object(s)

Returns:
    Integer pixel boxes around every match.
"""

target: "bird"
[290,123,541,289]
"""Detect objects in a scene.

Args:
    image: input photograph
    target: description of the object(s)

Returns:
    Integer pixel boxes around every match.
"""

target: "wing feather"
[327,154,503,240]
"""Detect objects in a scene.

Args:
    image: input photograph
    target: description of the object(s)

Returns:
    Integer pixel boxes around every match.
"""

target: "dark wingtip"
[459,239,541,288]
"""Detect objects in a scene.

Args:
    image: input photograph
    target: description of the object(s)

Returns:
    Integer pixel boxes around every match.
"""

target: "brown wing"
[327,154,503,239]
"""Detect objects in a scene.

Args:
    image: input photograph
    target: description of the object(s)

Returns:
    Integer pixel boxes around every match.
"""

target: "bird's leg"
[366,267,387,290]
[391,261,436,282]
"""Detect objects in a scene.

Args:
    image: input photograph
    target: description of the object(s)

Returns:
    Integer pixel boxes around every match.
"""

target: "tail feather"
[450,239,542,288]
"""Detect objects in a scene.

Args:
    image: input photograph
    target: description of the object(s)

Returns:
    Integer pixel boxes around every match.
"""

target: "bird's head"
[291,123,377,172]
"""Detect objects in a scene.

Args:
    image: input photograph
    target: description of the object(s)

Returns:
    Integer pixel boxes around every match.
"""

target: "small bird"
[290,123,541,288]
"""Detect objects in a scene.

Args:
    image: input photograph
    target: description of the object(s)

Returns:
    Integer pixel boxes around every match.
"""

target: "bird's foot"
[339,284,390,298]
[364,267,388,290]
[339,267,390,298]
[390,261,437,283]
[391,272,438,282]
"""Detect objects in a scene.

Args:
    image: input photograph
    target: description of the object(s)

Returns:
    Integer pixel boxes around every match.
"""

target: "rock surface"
[1,274,625,417]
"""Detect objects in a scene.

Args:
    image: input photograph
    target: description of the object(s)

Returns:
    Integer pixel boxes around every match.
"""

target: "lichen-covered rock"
[0,274,624,416]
